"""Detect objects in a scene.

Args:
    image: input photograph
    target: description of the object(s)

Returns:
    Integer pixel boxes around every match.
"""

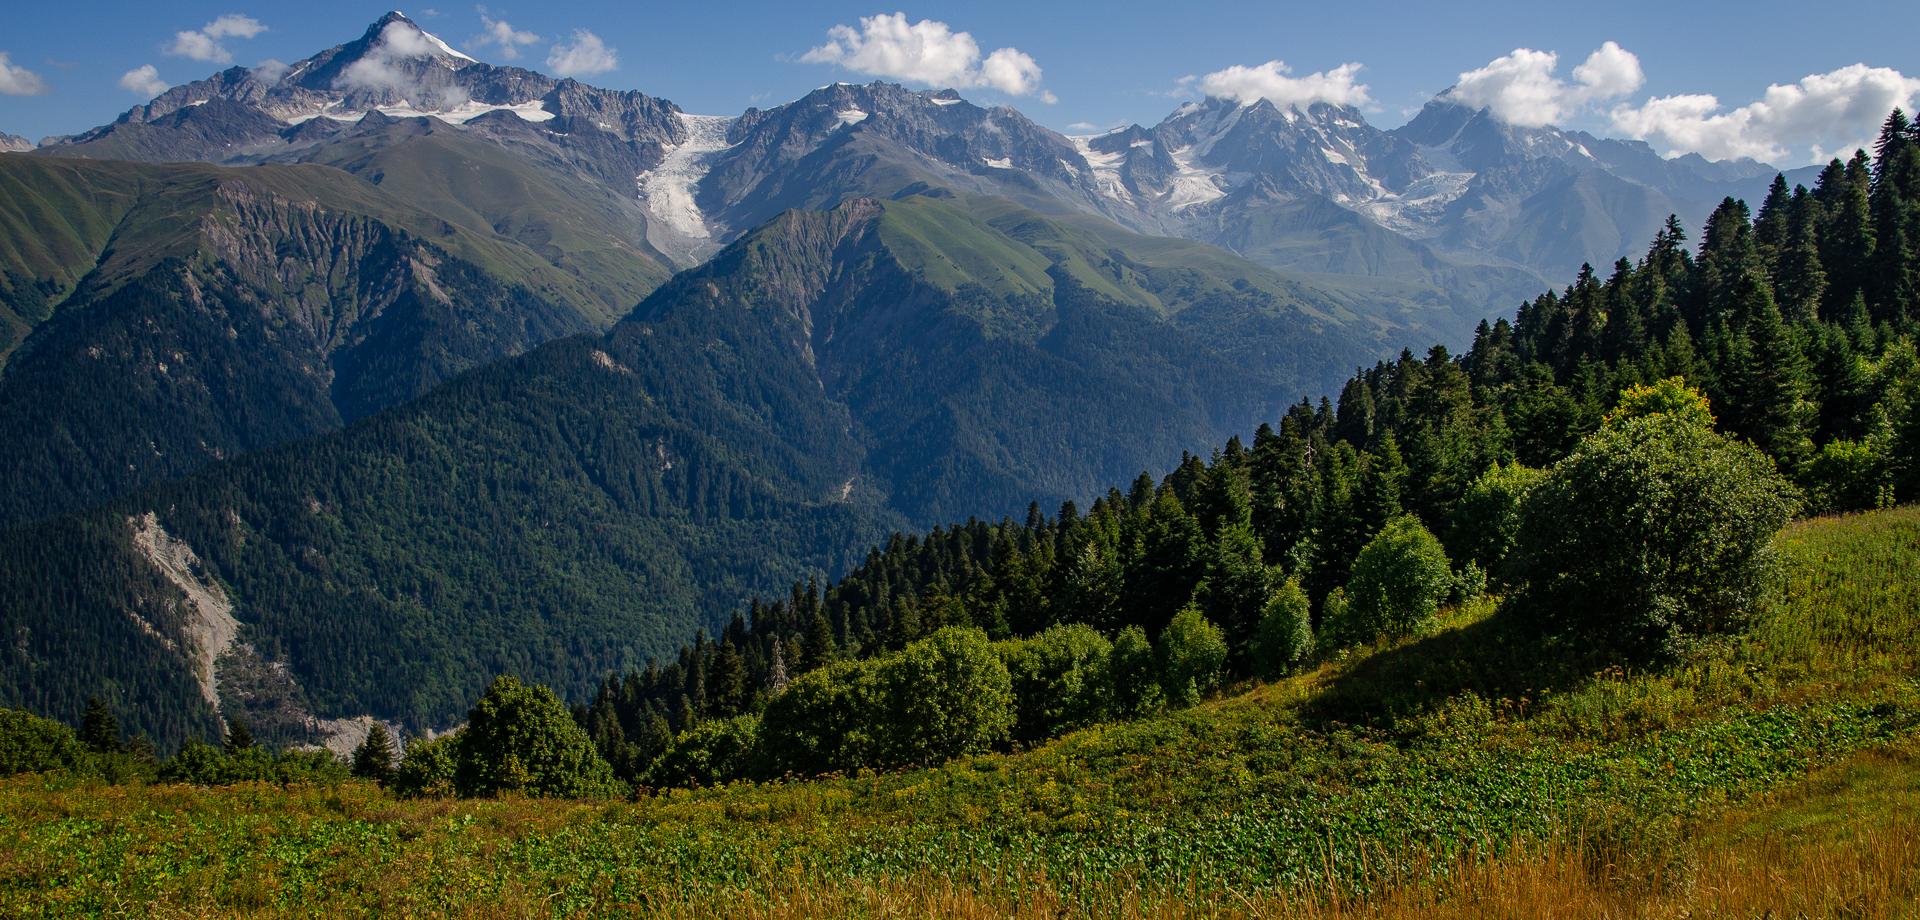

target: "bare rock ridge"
[128,512,238,722]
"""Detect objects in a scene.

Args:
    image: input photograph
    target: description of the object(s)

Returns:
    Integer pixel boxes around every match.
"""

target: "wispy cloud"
[166,14,267,65]
[472,9,540,61]
[801,13,1054,101]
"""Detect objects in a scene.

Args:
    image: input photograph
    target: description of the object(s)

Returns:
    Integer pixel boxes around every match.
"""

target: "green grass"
[3,506,1917,917]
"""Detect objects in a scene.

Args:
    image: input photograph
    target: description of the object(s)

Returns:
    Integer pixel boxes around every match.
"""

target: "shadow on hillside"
[1306,606,1605,732]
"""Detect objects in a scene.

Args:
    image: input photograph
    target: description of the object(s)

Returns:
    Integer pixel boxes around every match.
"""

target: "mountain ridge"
[31,13,1806,317]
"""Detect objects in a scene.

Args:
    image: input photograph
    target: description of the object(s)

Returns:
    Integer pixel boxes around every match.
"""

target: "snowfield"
[638,113,737,260]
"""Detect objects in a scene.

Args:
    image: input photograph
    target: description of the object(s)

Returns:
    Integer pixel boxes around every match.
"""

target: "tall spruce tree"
[79,696,120,754]
[352,723,397,784]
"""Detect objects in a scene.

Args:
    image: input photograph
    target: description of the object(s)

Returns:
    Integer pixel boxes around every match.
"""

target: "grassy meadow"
[4,505,1917,917]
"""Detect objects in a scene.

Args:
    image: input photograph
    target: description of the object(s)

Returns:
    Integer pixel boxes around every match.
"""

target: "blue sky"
[2,1,1917,164]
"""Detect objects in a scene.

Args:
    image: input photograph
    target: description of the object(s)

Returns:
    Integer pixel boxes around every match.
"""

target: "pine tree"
[351,723,397,784]
[1355,434,1406,531]
[223,719,254,753]
[1728,298,1815,467]
[1823,151,1877,316]
[802,611,837,672]
[1754,174,1792,269]
[1334,376,1376,446]
[1122,488,1206,636]
[1192,523,1274,655]
[1777,187,1829,322]
[708,641,748,717]
[1868,109,1918,322]
[78,696,120,754]
[1602,258,1647,361]
[1696,198,1763,329]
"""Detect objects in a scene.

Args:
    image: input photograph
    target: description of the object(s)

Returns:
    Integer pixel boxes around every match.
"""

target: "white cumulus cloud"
[473,10,540,61]
[1448,41,1644,127]
[1198,60,1371,110]
[167,14,267,65]
[801,13,1052,99]
[546,29,617,76]
[0,52,49,96]
[1610,64,1920,164]
[118,64,169,98]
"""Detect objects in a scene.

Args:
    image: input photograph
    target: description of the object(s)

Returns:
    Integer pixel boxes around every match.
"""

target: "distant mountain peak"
[350,11,478,67]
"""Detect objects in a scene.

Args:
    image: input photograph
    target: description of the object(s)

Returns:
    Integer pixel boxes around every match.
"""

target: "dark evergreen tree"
[351,723,397,785]
[223,719,254,753]
[79,696,121,754]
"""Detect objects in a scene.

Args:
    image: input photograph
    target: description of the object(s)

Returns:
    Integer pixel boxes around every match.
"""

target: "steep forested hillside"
[0,192,1413,748]
[0,155,650,527]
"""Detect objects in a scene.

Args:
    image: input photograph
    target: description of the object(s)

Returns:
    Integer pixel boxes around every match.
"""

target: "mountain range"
[0,13,1819,748]
[22,13,1804,302]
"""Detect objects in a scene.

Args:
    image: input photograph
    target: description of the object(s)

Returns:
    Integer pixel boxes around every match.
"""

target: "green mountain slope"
[631,193,1407,523]
[0,155,651,526]
[0,193,1414,747]
[261,115,674,323]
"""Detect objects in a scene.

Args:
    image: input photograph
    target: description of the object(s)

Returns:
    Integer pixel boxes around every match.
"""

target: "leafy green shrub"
[454,676,624,799]
[875,628,1014,767]
[1605,376,1717,429]
[1252,577,1314,678]
[271,750,350,784]
[1156,606,1227,708]
[1512,413,1800,659]
[1800,438,1893,514]
[1448,562,1488,605]
[1447,461,1545,578]
[999,624,1114,742]
[1327,516,1452,647]
[647,715,760,788]
[0,708,88,776]
[159,740,270,784]
[1110,625,1163,716]
[156,738,347,786]
[757,659,880,777]
[393,732,460,798]
[760,628,1015,775]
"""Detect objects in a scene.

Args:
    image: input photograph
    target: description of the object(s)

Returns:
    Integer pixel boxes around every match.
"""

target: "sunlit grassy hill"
[4,505,1917,917]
